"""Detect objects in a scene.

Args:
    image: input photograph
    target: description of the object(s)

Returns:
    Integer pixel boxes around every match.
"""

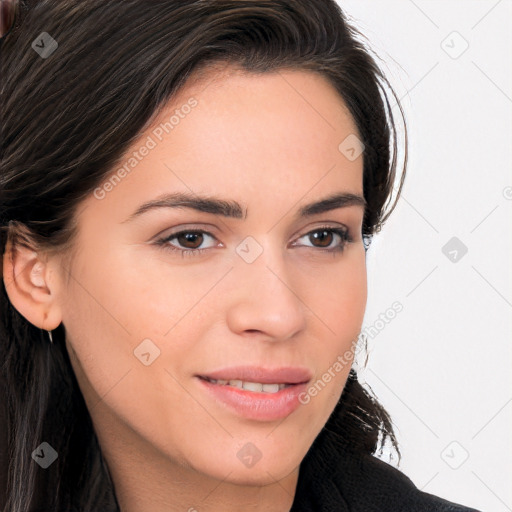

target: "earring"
[47,330,53,344]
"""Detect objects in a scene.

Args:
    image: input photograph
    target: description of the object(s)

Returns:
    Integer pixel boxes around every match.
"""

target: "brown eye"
[154,229,218,257]
[309,229,334,248]
[294,227,351,253]
[176,232,204,249]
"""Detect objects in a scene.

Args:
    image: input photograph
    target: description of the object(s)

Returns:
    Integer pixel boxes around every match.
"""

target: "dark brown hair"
[0,0,407,510]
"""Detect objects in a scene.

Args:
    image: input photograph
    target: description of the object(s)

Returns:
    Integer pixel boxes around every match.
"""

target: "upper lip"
[197,366,312,385]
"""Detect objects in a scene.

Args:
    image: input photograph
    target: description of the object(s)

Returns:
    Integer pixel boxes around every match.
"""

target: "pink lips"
[199,365,312,385]
[195,366,312,422]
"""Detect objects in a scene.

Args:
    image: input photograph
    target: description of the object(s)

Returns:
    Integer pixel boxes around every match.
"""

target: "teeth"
[206,378,289,393]
[242,381,262,392]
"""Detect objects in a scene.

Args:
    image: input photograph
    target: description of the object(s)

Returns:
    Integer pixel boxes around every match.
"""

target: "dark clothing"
[290,434,482,512]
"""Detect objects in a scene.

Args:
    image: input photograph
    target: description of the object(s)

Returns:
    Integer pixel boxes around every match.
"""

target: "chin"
[189,445,304,486]
[213,463,298,487]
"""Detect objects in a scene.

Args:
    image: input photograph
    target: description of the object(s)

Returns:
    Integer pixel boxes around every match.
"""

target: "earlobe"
[2,238,62,331]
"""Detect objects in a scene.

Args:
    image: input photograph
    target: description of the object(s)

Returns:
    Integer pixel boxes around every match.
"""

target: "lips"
[195,366,312,421]
[197,365,312,385]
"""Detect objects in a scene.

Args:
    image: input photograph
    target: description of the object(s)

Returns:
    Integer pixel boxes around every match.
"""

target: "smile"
[200,377,292,393]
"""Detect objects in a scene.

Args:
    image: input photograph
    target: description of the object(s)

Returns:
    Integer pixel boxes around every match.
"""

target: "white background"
[338,1,512,511]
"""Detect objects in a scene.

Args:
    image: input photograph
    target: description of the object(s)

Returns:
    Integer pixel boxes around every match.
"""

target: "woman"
[0,0,482,510]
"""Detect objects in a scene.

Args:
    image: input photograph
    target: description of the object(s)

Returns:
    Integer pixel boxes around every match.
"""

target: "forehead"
[143,66,361,183]
[78,66,364,226]
[167,64,360,150]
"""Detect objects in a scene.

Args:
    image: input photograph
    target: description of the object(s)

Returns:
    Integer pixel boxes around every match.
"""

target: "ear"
[2,237,62,331]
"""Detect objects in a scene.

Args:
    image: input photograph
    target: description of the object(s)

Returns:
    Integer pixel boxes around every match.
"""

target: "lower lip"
[196,377,308,421]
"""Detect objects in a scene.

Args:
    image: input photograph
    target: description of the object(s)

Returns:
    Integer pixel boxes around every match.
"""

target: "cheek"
[59,247,216,408]
[302,249,367,338]
[303,250,367,392]
[103,245,231,337]
[58,256,156,397]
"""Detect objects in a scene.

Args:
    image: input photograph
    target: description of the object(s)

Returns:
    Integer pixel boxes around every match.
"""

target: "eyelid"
[292,221,350,238]
[150,223,220,242]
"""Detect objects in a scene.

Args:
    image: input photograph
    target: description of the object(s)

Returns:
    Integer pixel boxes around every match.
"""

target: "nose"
[225,242,307,342]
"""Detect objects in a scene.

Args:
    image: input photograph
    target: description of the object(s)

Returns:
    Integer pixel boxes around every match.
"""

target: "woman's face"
[56,67,367,486]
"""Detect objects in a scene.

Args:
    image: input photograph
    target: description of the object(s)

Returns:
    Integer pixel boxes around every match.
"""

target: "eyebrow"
[122,191,367,223]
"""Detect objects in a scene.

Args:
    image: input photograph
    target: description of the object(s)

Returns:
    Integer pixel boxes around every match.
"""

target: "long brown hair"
[0,1,407,510]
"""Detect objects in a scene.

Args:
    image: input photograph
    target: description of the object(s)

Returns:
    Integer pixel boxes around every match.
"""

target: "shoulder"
[337,449,483,512]
[292,436,483,512]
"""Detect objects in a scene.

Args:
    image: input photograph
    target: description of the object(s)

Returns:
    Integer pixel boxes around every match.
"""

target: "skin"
[3,66,367,512]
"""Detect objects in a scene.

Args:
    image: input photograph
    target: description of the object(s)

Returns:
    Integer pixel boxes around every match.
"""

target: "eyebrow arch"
[122,191,367,223]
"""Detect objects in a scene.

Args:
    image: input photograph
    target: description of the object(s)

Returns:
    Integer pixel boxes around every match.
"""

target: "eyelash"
[154,225,353,258]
